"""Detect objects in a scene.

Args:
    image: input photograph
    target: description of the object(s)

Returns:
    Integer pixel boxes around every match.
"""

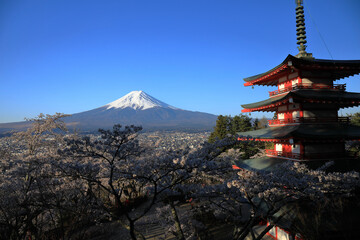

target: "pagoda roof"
[242,94,288,112]
[237,124,360,141]
[242,89,360,112]
[233,157,287,172]
[244,55,360,86]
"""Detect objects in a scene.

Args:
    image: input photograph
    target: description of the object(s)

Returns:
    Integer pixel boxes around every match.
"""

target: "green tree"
[273,112,278,120]
[350,112,360,126]
[208,114,263,159]
[231,114,252,134]
[348,112,360,157]
[209,114,252,143]
[208,115,232,143]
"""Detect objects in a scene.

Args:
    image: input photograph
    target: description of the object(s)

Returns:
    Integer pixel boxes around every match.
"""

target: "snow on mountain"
[105,90,179,110]
[0,90,217,134]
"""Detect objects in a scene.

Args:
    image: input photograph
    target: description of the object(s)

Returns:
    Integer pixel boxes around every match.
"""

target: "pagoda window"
[279,83,285,91]
[292,78,299,87]
[292,144,300,154]
[292,111,300,119]
[278,113,285,120]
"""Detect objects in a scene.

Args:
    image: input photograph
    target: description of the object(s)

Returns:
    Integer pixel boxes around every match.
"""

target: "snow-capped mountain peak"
[105,90,179,110]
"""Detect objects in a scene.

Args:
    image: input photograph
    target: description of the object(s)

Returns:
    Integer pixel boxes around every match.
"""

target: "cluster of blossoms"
[230,161,360,202]
[2,113,360,240]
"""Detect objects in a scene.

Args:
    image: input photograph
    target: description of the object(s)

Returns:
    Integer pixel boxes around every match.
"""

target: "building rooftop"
[242,89,360,112]
[237,124,360,141]
[243,55,360,86]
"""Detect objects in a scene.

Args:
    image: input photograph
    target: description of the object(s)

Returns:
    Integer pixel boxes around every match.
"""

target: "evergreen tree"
[350,112,360,126]
[209,114,253,143]
[231,114,252,134]
[208,115,231,143]
[208,114,264,159]
[348,112,360,156]
[273,112,278,120]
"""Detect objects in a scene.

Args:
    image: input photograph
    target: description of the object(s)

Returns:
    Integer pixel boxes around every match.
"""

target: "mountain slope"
[65,91,216,132]
[0,91,217,134]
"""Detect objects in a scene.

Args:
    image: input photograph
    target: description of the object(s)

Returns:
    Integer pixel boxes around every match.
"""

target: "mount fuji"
[65,90,217,132]
[105,90,179,111]
[0,91,217,134]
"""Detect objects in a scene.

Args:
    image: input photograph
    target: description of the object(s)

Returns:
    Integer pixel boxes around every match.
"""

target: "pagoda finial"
[295,0,313,58]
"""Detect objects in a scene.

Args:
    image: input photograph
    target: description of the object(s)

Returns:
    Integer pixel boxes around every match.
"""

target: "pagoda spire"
[295,0,313,58]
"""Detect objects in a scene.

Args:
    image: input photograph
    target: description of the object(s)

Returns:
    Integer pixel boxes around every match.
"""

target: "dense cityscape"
[138,131,211,151]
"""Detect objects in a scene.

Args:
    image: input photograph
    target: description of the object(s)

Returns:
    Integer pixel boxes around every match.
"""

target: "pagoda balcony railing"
[266,149,301,159]
[268,117,350,126]
[269,83,346,97]
[265,149,354,160]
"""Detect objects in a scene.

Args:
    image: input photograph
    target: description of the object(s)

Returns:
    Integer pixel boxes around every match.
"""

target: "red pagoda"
[237,0,360,165]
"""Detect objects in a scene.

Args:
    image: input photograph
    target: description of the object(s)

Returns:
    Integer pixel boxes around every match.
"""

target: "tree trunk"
[235,216,259,240]
[170,201,185,240]
[129,220,137,240]
[117,219,145,240]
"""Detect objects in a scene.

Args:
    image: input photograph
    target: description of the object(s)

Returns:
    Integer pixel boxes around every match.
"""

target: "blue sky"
[1,0,360,123]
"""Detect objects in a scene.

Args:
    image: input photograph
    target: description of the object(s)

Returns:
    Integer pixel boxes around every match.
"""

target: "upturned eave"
[241,90,360,113]
[237,124,360,141]
[243,55,360,87]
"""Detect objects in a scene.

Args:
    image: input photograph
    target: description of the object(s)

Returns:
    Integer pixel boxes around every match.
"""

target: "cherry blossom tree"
[156,158,360,240]
[12,113,69,156]
[0,113,84,239]
[59,124,236,240]
[229,161,360,240]
[2,114,360,240]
